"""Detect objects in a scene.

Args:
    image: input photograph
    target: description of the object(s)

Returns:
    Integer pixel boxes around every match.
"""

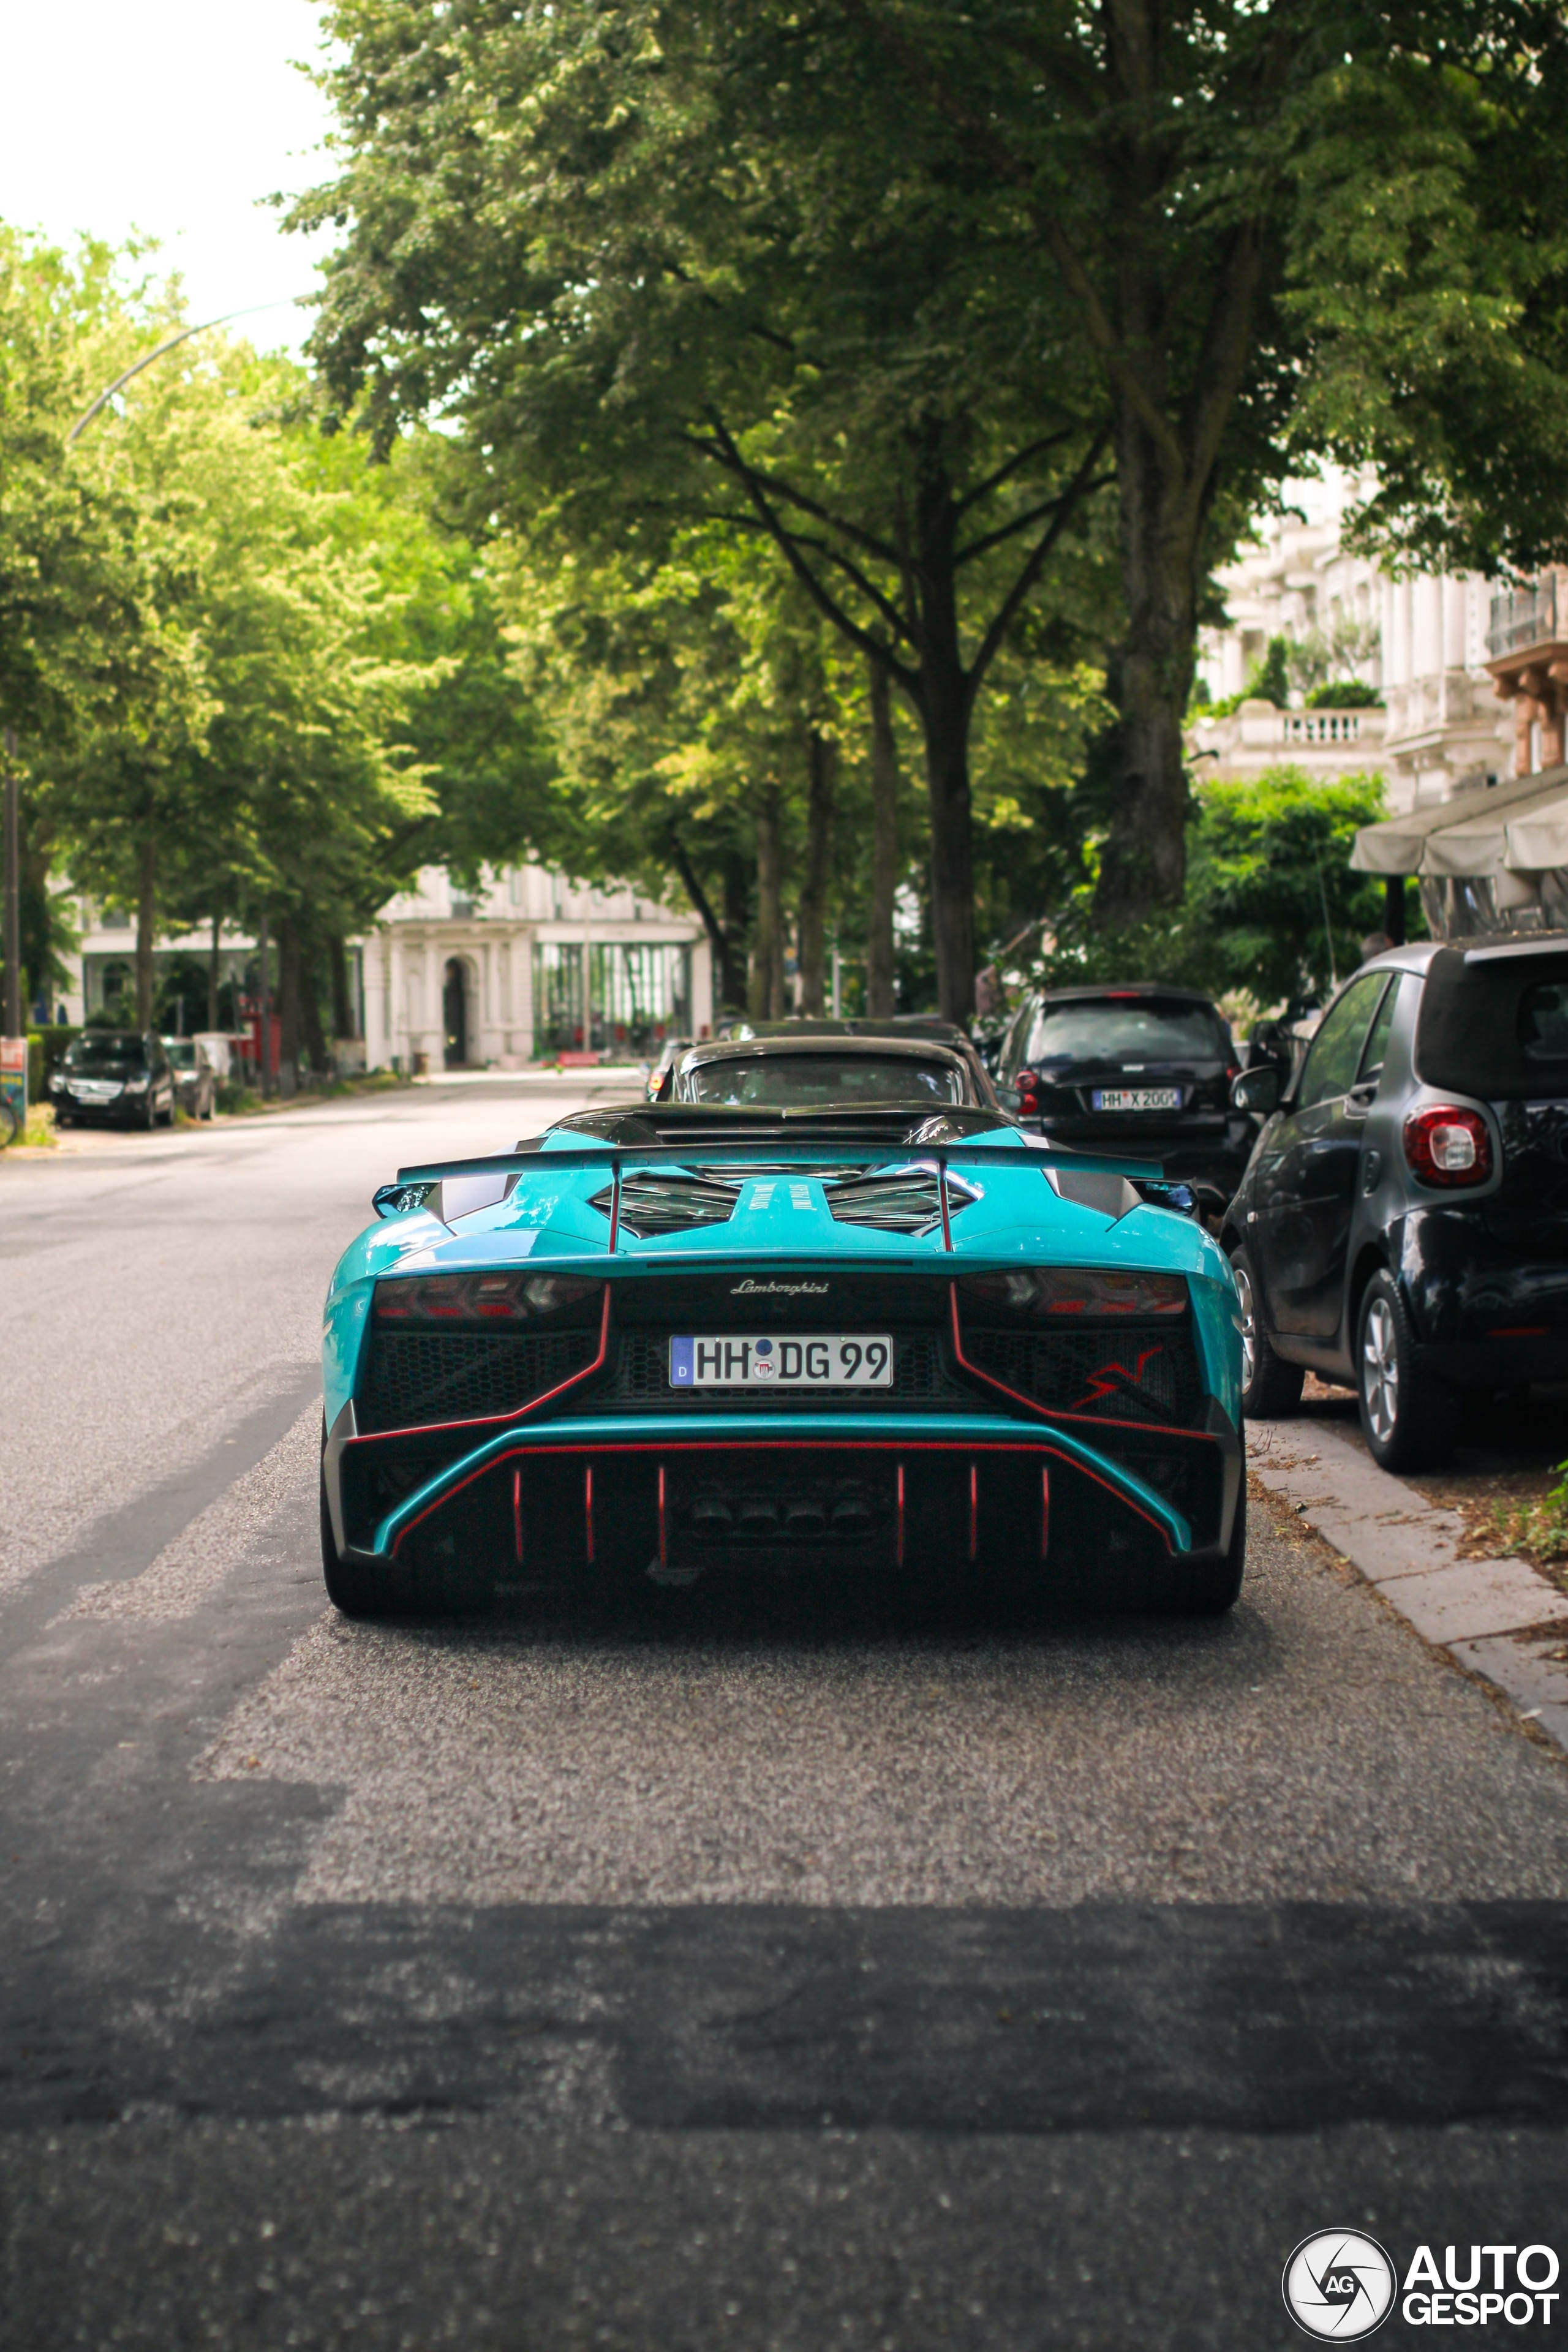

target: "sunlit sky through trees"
[0,0,334,348]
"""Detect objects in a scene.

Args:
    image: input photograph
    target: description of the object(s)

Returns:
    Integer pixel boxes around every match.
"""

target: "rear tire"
[320,1453,385,1616]
[1355,1271,1460,1472]
[1162,1481,1247,1616]
[1231,1246,1305,1419]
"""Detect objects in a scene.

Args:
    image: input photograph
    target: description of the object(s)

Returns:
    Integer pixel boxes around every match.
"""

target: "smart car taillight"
[1402,1106,1492,1188]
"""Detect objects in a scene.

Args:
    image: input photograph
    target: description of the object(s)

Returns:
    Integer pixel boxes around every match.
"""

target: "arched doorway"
[442,959,469,1068]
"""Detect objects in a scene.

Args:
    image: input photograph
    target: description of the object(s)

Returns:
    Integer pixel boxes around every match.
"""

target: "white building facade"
[1189,470,1511,810]
[363,862,712,1072]
[57,861,710,1074]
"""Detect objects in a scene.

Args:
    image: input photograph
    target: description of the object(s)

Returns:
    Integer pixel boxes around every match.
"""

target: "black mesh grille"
[962,1322,1205,1428]
[360,1328,597,1431]
[605,1329,976,1411]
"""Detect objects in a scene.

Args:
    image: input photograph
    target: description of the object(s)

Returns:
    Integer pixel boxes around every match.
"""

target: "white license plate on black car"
[1092,1086,1182,1112]
[669,1335,893,1387]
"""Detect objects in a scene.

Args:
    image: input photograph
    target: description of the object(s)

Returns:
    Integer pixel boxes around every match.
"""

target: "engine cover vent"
[823,1164,980,1237]
[591,1170,742,1238]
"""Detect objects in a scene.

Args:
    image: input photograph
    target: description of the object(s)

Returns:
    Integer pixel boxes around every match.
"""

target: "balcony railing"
[1488,577,1563,660]
[1280,710,1370,745]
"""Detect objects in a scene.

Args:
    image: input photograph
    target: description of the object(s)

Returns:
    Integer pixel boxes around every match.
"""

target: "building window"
[533,941,584,1057]
[588,943,692,1054]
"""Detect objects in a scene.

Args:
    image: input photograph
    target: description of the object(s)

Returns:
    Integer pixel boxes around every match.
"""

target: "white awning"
[1350,766,1568,876]
[1502,788,1568,872]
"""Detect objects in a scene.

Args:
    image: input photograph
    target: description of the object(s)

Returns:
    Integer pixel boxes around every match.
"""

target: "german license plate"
[669,1335,894,1387]
[1092,1086,1182,1112]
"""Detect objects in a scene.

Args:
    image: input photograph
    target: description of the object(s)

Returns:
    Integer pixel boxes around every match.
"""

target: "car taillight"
[1402,1106,1493,1188]
[374,1273,601,1322]
[960,1268,1187,1316]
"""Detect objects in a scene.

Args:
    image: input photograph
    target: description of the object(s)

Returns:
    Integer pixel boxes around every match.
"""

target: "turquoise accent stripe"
[368,1409,1193,1558]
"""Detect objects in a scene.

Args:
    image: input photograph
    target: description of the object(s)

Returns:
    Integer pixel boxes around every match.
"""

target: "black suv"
[1223,937,1568,1468]
[997,984,1248,1211]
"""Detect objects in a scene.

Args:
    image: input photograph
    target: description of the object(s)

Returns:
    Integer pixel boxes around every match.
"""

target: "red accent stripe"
[657,1463,667,1569]
[968,1461,978,1560]
[513,1468,522,1564]
[388,1436,1177,1555]
[585,1464,595,1562]
[349,1287,611,1446]
[1041,1466,1050,1560]
[896,1463,905,1565]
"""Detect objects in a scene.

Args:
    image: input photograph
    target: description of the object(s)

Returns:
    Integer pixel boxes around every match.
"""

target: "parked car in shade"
[164,1037,219,1120]
[318,1092,1246,1622]
[997,984,1249,1214]
[1222,935,1568,1468]
[682,1019,1010,1114]
[48,1031,177,1129]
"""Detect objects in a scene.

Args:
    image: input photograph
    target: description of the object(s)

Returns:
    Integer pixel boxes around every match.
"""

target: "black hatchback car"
[1222,936,1568,1468]
[996,984,1248,1210]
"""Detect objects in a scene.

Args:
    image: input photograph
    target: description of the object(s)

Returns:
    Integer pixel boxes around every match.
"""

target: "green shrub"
[1033,765,1417,1005]
[26,1025,80,1102]
[1304,679,1382,709]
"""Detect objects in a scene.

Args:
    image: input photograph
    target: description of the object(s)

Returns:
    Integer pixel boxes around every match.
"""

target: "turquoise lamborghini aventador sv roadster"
[319,1089,1245,1619]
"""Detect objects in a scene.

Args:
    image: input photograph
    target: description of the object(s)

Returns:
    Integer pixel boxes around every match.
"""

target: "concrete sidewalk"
[1249,1415,1568,1754]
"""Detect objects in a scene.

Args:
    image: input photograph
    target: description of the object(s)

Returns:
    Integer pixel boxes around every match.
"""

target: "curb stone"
[1248,1415,1568,1755]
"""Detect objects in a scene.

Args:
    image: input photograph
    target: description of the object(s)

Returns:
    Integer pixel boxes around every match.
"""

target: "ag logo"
[1283,2231,1395,2340]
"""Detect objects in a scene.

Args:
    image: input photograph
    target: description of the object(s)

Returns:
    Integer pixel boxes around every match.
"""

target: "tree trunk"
[208,911,221,1031]
[922,671,975,1027]
[1093,420,1196,924]
[720,850,750,1014]
[797,726,835,1017]
[867,656,900,1018]
[666,829,734,1024]
[278,917,301,1098]
[748,787,786,1020]
[255,908,271,1098]
[135,832,156,1030]
[328,932,356,1039]
[301,940,331,1076]
[910,447,976,1027]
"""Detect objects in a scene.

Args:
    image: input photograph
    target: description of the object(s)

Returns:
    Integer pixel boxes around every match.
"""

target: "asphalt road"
[3,1081,1568,2350]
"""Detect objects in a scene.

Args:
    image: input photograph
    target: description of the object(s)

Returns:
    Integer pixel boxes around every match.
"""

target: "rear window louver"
[823,1166,981,1237]
[590,1171,742,1238]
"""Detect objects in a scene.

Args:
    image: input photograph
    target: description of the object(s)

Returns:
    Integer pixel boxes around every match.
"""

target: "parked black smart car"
[49,1031,178,1129]
[1222,935,1568,1468]
[996,983,1249,1211]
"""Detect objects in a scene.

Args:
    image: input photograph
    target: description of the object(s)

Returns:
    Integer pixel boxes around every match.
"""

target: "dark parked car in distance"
[164,1037,219,1120]
[49,1031,178,1129]
[997,984,1249,1213]
[662,1019,1011,1114]
[1222,935,1568,1468]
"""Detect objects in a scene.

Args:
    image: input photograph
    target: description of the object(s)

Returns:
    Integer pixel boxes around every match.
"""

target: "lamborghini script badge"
[729,1278,830,1296]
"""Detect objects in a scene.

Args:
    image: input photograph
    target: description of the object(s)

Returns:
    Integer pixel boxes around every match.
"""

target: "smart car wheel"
[1356,1271,1460,1472]
[1231,1246,1304,1419]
